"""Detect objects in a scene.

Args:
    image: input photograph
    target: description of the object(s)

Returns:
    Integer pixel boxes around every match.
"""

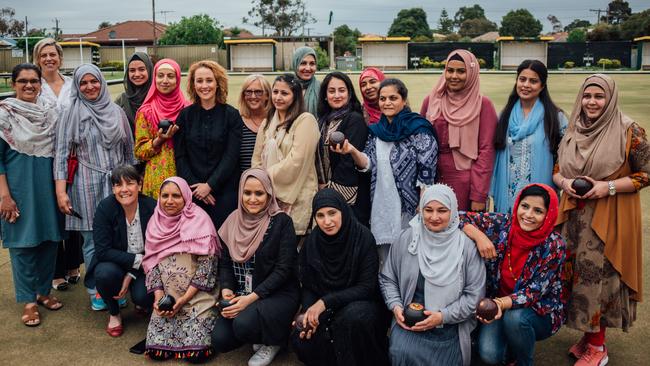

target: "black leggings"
[53,231,83,279]
[94,261,153,315]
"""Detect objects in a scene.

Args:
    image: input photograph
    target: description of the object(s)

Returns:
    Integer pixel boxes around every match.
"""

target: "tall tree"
[587,23,622,41]
[564,19,591,32]
[620,9,650,40]
[333,24,361,56]
[459,18,497,38]
[243,0,315,37]
[437,9,454,34]
[388,8,431,38]
[605,0,632,25]
[547,15,562,33]
[454,4,486,28]
[0,7,24,37]
[158,14,224,46]
[98,21,112,30]
[567,28,586,42]
[499,9,543,37]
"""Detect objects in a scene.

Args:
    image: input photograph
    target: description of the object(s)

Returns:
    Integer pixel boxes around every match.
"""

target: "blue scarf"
[368,107,435,142]
[491,99,557,213]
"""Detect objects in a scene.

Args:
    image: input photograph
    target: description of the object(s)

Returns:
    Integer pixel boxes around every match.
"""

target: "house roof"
[81,20,166,44]
[223,28,255,38]
[0,37,17,48]
[472,31,499,42]
[550,32,569,42]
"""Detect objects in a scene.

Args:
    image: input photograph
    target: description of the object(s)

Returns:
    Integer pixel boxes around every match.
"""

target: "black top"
[239,122,257,172]
[219,213,299,299]
[85,194,157,288]
[328,111,368,187]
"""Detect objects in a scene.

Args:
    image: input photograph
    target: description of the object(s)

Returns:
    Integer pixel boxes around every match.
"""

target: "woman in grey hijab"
[54,63,136,310]
[379,184,485,366]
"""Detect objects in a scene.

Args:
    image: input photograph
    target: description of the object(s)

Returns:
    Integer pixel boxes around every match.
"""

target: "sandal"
[52,279,69,291]
[36,295,63,311]
[66,271,81,284]
[22,305,40,327]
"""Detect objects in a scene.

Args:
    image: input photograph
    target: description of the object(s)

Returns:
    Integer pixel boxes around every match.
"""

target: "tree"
[567,28,586,42]
[437,9,454,35]
[547,15,563,33]
[564,19,591,32]
[459,18,497,38]
[605,0,632,25]
[333,24,361,56]
[98,21,112,30]
[620,9,650,40]
[0,7,24,37]
[587,23,622,41]
[388,8,431,38]
[243,0,315,37]
[499,9,543,37]
[454,4,486,28]
[314,45,329,70]
[158,14,224,46]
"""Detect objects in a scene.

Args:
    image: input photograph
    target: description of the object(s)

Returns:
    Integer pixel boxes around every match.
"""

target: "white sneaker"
[252,344,262,352]
[248,345,281,366]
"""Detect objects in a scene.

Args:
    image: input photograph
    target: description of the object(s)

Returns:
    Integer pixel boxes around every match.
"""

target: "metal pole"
[122,39,127,73]
[79,36,83,67]
[24,17,29,62]
[152,0,157,55]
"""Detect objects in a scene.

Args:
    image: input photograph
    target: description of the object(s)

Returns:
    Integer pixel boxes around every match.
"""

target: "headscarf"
[407,184,465,311]
[502,183,559,289]
[292,47,320,117]
[303,189,368,290]
[120,52,153,124]
[61,64,127,148]
[359,67,385,124]
[137,58,189,147]
[425,49,482,170]
[557,74,633,180]
[0,97,58,157]
[368,107,435,142]
[218,168,282,263]
[142,176,219,273]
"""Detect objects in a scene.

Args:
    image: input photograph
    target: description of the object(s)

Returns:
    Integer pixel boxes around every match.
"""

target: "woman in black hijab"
[115,52,154,133]
[291,189,389,366]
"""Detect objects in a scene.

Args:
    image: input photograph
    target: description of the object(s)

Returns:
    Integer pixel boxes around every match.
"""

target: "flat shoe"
[22,305,40,327]
[36,295,63,311]
[66,274,81,284]
[52,281,69,291]
[106,323,123,337]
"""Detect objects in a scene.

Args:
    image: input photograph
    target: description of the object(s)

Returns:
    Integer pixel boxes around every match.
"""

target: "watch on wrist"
[608,181,616,196]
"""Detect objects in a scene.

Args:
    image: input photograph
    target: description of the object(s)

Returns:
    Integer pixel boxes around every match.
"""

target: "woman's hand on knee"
[113,274,133,299]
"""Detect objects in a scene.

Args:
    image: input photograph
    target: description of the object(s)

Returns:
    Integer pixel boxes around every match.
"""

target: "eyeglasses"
[15,79,41,85]
[244,89,264,97]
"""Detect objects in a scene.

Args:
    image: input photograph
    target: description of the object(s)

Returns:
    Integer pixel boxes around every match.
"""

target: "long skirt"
[389,323,462,366]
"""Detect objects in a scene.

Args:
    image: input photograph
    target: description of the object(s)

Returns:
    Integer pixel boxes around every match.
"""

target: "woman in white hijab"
[379,184,485,366]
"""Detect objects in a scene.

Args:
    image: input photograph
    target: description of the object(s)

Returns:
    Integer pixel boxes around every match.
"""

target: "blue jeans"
[478,308,553,366]
[80,230,96,294]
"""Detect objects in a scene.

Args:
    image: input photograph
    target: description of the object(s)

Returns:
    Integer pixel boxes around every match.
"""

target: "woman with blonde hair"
[238,74,271,172]
[174,60,242,229]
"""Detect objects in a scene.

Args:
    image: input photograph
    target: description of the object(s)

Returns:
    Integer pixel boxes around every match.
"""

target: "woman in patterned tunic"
[213,168,299,366]
[142,177,219,363]
[461,184,566,366]
[54,64,135,308]
[134,59,189,199]
[334,78,437,263]
[552,74,650,366]
[491,60,568,213]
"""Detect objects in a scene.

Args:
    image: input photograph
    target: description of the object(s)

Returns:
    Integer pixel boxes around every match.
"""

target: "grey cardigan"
[379,227,486,366]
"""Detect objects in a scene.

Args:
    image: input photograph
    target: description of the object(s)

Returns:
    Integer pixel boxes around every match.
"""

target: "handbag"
[66,144,78,185]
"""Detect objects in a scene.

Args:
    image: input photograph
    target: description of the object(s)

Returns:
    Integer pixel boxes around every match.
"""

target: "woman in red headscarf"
[135,59,189,198]
[460,184,567,366]
[358,67,385,125]
[420,50,498,211]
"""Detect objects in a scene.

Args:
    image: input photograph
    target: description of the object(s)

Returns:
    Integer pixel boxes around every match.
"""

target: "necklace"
[506,246,520,281]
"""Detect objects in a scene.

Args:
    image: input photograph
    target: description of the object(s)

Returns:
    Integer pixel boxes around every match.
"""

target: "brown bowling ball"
[571,178,593,196]
[476,298,499,321]
[329,131,345,148]
[294,313,313,332]
[403,302,427,327]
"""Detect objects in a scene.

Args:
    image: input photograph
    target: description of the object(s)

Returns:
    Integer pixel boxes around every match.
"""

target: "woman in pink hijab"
[142,176,219,363]
[420,49,498,211]
[134,59,189,198]
[359,67,385,125]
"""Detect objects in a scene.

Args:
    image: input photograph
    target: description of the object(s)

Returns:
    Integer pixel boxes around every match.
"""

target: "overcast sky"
[6,0,650,36]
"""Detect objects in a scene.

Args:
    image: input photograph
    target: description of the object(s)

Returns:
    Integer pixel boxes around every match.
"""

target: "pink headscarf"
[425,49,482,170]
[359,67,385,124]
[137,59,189,146]
[218,168,282,263]
[142,176,220,273]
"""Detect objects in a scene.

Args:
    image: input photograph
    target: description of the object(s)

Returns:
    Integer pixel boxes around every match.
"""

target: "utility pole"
[24,16,29,62]
[152,0,157,55]
[589,8,607,24]
[53,18,60,40]
[158,10,175,24]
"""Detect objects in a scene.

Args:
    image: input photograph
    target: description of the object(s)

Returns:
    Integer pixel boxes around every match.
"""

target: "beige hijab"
[558,74,634,180]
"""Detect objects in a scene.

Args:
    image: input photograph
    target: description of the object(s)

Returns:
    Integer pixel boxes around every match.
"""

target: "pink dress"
[420,95,498,210]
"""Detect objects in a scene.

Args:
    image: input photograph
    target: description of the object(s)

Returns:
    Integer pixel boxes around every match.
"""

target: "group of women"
[0,37,647,366]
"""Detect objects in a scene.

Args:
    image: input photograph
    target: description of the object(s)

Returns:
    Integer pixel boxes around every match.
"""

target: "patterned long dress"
[145,253,218,358]
[558,123,650,332]
[134,112,176,199]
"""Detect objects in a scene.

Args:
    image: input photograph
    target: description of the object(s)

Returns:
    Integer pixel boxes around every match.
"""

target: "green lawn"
[1,72,648,365]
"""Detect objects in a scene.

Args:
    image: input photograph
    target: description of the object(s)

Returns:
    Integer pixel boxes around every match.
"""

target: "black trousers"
[53,231,83,279]
[94,261,153,315]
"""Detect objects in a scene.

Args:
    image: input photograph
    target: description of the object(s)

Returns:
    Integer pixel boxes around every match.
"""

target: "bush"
[611,59,622,69]
[564,61,575,69]
[597,58,613,69]
[313,46,330,70]
[477,58,487,68]
[420,56,435,68]
[100,61,124,70]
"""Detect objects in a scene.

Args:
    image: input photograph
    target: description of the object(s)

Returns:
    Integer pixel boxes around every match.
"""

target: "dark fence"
[547,41,632,68]
[408,42,495,69]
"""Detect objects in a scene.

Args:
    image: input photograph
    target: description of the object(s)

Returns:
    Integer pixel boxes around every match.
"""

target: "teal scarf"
[292,47,320,117]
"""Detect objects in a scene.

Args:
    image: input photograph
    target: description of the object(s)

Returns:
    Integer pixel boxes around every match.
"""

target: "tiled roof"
[82,20,167,44]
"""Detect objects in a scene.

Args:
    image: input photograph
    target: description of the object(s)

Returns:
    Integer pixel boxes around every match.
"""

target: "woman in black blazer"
[87,165,157,337]
[212,168,300,365]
